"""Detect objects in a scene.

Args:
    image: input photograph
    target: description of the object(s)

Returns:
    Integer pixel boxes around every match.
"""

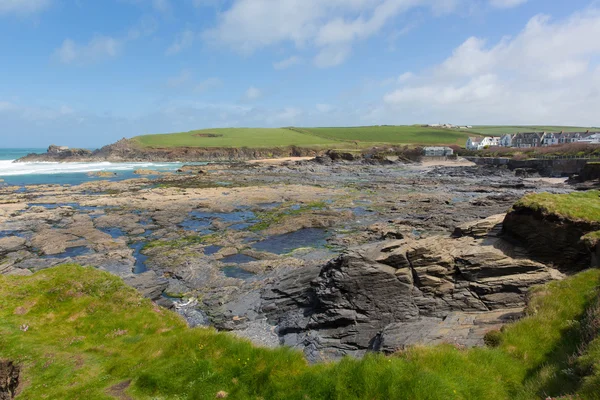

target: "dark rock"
[261,237,559,361]
[503,205,600,270]
[124,271,168,300]
[0,360,19,400]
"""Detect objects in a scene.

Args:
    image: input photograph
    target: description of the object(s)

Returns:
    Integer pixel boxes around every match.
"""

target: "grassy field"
[1,264,600,399]
[467,126,598,136]
[299,126,472,145]
[132,125,600,149]
[513,190,600,222]
[132,126,473,149]
[133,128,339,149]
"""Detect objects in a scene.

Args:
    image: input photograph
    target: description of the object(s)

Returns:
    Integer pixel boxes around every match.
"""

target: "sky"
[1,0,600,148]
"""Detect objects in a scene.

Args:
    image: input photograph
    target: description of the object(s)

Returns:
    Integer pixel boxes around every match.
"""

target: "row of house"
[466,131,600,150]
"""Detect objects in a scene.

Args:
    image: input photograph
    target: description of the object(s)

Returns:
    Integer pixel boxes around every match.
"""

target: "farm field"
[299,126,472,145]
[466,126,598,136]
[133,125,473,149]
[133,128,339,149]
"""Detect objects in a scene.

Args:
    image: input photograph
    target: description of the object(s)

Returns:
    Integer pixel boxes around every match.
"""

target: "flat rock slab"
[375,308,523,352]
[0,237,26,255]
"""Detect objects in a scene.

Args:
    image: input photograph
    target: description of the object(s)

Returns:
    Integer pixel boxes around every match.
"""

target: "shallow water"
[221,253,257,264]
[182,209,257,232]
[203,245,222,256]
[42,246,93,259]
[129,242,149,274]
[222,266,255,280]
[98,227,126,238]
[252,228,329,255]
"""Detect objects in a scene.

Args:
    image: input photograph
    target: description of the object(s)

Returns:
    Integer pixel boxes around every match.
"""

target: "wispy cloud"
[203,0,461,68]
[196,77,222,92]
[54,35,121,65]
[489,0,528,9]
[242,86,262,101]
[273,55,302,70]
[166,29,196,55]
[0,0,51,15]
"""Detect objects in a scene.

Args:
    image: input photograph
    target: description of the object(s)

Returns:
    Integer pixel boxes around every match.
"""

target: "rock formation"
[0,360,19,400]
[259,215,562,361]
[503,203,600,270]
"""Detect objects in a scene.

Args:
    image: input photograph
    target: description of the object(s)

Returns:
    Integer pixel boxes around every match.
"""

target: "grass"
[142,234,214,250]
[513,190,600,223]
[249,201,327,231]
[1,264,600,399]
[466,126,598,136]
[133,128,339,149]
[299,126,473,146]
[132,126,474,149]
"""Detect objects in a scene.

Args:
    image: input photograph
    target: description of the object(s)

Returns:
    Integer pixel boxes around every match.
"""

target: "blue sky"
[1,0,599,147]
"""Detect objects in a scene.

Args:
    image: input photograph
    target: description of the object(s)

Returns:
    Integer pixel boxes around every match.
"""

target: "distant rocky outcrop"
[17,145,92,162]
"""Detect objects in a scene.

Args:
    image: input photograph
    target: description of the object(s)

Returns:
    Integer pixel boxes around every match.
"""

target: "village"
[466,131,600,150]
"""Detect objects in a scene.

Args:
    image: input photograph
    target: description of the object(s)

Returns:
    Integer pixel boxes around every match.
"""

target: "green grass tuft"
[1,265,600,399]
[513,190,600,222]
[249,201,327,231]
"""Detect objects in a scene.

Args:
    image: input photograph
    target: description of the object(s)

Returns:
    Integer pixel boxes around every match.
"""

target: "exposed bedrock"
[503,206,600,270]
[0,360,20,400]
[259,218,561,362]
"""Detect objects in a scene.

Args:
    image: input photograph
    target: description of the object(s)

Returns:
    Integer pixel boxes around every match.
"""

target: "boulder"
[133,169,160,175]
[124,271,168,300]
[452,214,504,238]
[88,171,117,178]
[0,237,26,255]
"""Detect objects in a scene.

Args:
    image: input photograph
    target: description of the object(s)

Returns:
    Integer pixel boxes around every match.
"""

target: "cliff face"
[503,202,600,271]
[15,139,326,162]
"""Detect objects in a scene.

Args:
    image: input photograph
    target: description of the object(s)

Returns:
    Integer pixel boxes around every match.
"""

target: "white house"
[499,134,514,147]
[541,132,558,147]
[481,137,500,147]
[579,133,600,144]
[466,136,499,150]
[466,137,483,150]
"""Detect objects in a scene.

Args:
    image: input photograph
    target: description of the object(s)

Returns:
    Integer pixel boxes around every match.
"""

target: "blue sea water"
[0,148,185,186]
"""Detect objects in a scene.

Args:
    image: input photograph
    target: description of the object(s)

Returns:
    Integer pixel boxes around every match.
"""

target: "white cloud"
[489,0,527,9]
[166,29,196,55]
[167,69,192,88]
[54,36,121,65]
[314,45,352,68]
[316,103,335,113]
[152,0,171,13]
[196,77,222,92]
[273,55,302,70]
[243,86,262,101]
[53,16,155,65]
[382,8,600,125]
[265,107,303,124]
[397,72,414,83]
[0,0,51,15]
[203,0,460,68]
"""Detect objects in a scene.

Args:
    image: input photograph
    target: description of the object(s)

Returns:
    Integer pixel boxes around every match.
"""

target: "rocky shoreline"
[0,156,582,361]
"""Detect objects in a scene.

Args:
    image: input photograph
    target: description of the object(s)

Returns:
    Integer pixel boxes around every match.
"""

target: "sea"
[0,148,184,186]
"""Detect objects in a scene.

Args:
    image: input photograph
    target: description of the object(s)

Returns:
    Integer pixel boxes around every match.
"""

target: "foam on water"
[0,160,180,177]
[0,149,186,186]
